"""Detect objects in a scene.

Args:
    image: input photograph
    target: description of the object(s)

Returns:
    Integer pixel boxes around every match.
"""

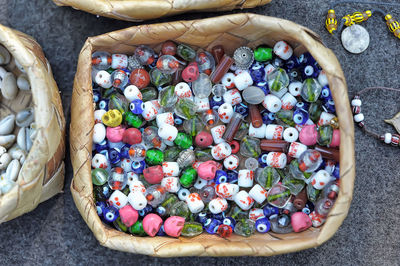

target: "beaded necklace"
[352,87,400,146]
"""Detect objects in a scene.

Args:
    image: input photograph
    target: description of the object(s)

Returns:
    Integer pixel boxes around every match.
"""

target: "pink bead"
[197,160,218,180]
[142,213,163,237]
[143,165,164,184]
[195,131,213,148]
[291,212,312,232]
[119,205,138,227]
[164,216,185,237]
[122,128,142,145]
[182,62,200,83]
[106,126,125,143]
[330,129,340,147]
[299,124,317,146]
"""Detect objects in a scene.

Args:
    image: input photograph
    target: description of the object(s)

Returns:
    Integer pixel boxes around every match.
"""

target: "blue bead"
[204,218,222,234]
[288,68,301,81]
[272,58,284,67]
[131,160,146,174]
[156,206,168,219]
[130,99,144,114]
[120,144,130,159]
[210,96,224,110]
[95,140,109,153]
[99,99,109,111]
[108,148,121,165]
[196,212,209,224]
[332,163,340,179]
[302,201,315,215]
[214,170,228,184]
[103,206,119,223]
[263,205,279,217]
[173,114,184,125]
[293,107,309,125]
[156,225,166,236]
[302,64,319,79]
[295,101,310,110]
[212,212,226,221]
[255,217,271,233]
[93,89,101,103]
[261,111,276,125]
[284,55,301,70]
[138,205,153,217]
[234,103,248,117]
[222,217,236,230]
[250,62,266,83]
[226,170,238,183]
[323,99,336,113]
[258,153,268,168]
[96,201,107,216]
[320,86,333,101]
[298,52,316,66]
[256,81,269,95]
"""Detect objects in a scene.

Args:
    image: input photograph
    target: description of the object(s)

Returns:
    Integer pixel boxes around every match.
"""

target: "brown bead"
[249,104,263,128]
[211,45,224,64]
[293,188,307,210]
[161,41,177,56]
[210,54,233,84]
[314,145,340,162]
[260,139,290,153]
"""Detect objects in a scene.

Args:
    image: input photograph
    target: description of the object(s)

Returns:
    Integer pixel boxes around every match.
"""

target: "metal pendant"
[341,24,370,54]
[385,112,400,134]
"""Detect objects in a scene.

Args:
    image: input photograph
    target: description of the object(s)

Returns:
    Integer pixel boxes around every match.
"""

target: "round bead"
[223,155,239,170]
[310,170,331,189]
[354,113,365,123]
[384,133,392,144]
[211,142,232,160]
[195,131,213,147]
[221,73,236,89]
[283,127,299,142]
[351,98,362,107]
[93,123,106,144]
[124,85,142,102]
[129,69,150,89]
[288,81,303,96]
[178,188,190,201]
[273,41,293,60]
[218,103,234,124]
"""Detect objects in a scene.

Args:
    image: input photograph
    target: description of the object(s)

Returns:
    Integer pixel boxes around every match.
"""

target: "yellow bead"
[330,117,339,129]
[102,109,123,127]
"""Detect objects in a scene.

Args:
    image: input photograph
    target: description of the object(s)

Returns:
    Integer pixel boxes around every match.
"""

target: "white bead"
[194,97,210,112]
[129,179,146,194]
[91,153,108,169]
[384,133,392,144]
[249,208,265,220]
[120,158,132,173]
[283,127,299,142]
[95,70,112,89]
[265,124,284,140]
[156,112,174,127]
[215,182,239,199]
[158,124,178,141]
[310,170,332,189]
[234,190,254,211]
[288,81,303,96]
[249,123,266,138]
[221,73,236,89]
[351,99,362,107]
[208,197,228,214]
[287,142,308,158]
[94,110,106,124]
[128,191,147,210]
[353,113,364,123]
[193,177,208,189]
[186,193,205,213]
[266,152,287,168]
[238,169,254,187]
[211,142,232,160]
[223,88,242,106]
[249,184,267,204]
[262,94,282,113]
[273,41,293,60]
[270,86,288,99]
[233,71,253,91]
[161,176,180,193]
[109,190,128,209]
[175,82,193,99]
[93,123,106,144]
[218,103,234,123]
[318,111,336,126]
[142,101,159,121]
[178,188,190,201]
[281,93,297,110]
[124,85,142,102]
[223,155,239,170]
[317,70,329,87]
[162,161,180,176]
[111,54,128,69]
[210,125,226,144]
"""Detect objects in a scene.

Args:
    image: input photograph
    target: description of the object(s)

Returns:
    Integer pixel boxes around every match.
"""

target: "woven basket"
[0,25,66,223]
[70,13,355,257]
[52,0,271,21]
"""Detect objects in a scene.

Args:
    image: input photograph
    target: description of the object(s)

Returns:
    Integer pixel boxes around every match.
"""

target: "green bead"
[170,201,190,219]
[194,148,213,162]
[240,136,261,157]
[141,87,158,102]
[254,47,273,62]
[174,98,197,120]
[307,183,321,203]
[159,85,177,108]
[129,221,147,236]
[317,125,333,146]
[255,167,279,189]
[282,174,305,195]
[183,116,205,137]
[174,132,192,149]
[301,78,322,102]
[308,101,323,123]
[91,168,109,186]
[276,109,296,127]
[109,93,129,116]
[160,194,179,210]
[267,189,291,202]
[125,112,143,128]
[122,186,130,196]
[234,219,255,237]
[106,67,114,74]
[145,148,164,165]
[177,44,196,61]
[180,167,197,188]
[164,146,182,161]
[113,217,128,232]
[268,68,289,93]
[227,204,249,220]
[181,222,203,237]
[150,68,172,88]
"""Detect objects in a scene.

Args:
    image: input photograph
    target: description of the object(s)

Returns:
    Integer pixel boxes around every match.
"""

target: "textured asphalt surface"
[1,0,400,265]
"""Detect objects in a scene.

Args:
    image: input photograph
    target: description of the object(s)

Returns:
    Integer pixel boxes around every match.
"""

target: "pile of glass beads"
[91,40,341,238]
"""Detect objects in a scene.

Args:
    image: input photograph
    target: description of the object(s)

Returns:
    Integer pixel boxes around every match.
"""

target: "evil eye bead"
[262,111,275,125]
[210,96,224,110]
[256,81,269,95]
[138,205,153,217]
[131,160,146,174]
[93,90,101,103]
[120,145,130,159]
[226,170,238,183]
[204,218,222,234]
[288,68,301,81]
[320,86,332,101]
[214,169,228,185]
[103,206,119,223]
[108,148,121,164]
[130,99,144,115]
[263,204,279,217]
[223,217,236,229]
[234,103,249,117]
[197,212,209,224]
[255,217,271,233]
[96,201,107,216]
[293,108,309,125]
[95,140,109,153]
[99,99,109,111]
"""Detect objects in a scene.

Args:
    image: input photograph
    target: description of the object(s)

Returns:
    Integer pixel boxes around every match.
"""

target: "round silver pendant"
[341,24,370,54]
